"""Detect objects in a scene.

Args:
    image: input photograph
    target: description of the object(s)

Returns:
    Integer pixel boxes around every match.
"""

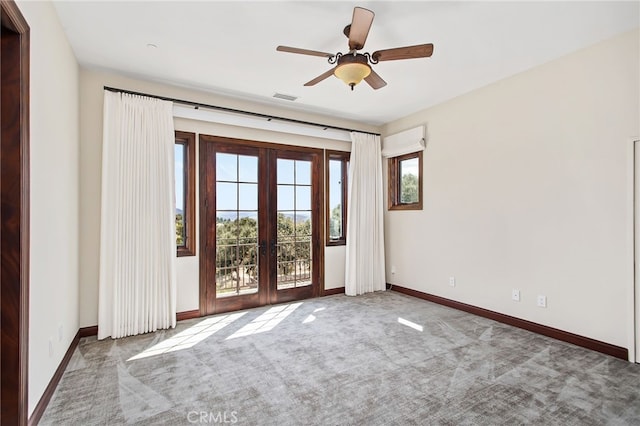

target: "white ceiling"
[53,1,639,126]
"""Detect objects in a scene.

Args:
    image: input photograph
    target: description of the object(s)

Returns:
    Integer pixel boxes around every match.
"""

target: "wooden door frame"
[636,139,640,364]
[198,134,324,316]
[629,137,640,363]
[267,148,324,305]
[1,0,30,424]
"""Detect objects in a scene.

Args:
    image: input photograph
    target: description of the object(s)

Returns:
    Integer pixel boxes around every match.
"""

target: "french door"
[199,135,324,315]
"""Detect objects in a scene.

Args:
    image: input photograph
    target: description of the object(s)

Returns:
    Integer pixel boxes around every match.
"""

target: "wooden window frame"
[388,151,423,211]
[176,131,196,256]
[325,150,349,246]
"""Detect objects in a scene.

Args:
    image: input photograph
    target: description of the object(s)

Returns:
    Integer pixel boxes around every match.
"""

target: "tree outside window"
[388,151,423,210]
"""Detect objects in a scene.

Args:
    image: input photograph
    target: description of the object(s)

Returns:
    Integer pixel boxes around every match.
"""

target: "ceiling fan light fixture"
[334,54,371,90]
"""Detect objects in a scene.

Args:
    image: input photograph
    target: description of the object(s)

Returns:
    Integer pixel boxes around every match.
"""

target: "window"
[175,131,196,256]
[388,151,423,210]
[325,150,349,245]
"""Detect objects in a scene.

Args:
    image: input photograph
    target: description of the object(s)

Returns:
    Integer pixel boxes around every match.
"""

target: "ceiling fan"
[277,7,434,91]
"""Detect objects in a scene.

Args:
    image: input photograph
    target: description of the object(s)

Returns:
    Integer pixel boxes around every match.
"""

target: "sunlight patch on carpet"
[227,302,302,339]
[398,317,424,332]
[128,312,246,361]
[302,306,326,324]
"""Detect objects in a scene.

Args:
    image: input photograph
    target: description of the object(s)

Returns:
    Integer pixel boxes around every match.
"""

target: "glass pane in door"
[276,159,312,290]
[215,153,259,297]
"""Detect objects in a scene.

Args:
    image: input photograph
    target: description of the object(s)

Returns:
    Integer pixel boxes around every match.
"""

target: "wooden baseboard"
[78,309,202,336]
[28,330,81,426]
[177,309,200,321]
[323,287,345,296]
[390,284,628,361]
[79,325,98,337]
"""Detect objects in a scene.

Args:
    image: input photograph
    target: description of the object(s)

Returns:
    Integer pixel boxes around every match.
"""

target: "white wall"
[16,0,80,416]
[383,29,639,350]
[79,69,375,326]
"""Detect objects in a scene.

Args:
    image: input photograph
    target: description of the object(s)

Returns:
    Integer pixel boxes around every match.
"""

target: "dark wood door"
[267,150,323,305]
[200,136,323,315]
[1,2,30,425]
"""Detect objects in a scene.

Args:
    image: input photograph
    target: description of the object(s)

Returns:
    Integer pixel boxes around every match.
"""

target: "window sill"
[177,247,195,257]
[388,202,423,211]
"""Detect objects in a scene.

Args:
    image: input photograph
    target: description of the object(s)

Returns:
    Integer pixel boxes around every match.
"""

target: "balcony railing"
[215,237,312,296]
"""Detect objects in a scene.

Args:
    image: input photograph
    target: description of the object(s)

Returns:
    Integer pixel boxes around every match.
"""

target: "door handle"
[259,240,266,256]
[270,240,277,256]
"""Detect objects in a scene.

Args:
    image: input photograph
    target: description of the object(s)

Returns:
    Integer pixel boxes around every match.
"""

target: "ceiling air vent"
[273,93,298,101]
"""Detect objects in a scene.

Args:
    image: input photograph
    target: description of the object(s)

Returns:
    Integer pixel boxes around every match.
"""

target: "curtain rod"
[103,86,381,137]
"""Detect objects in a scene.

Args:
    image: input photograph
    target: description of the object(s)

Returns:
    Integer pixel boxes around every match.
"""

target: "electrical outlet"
[391,265,396,275]
[512,289,520,301]
[537,295,547,308]
[449,276,455,287]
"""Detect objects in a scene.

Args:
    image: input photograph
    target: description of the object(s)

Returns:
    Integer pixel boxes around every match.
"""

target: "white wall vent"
[273,93,298,101]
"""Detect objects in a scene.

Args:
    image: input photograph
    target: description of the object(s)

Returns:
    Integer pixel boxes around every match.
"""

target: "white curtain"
[345,132,386,296]
[98,91,177,339]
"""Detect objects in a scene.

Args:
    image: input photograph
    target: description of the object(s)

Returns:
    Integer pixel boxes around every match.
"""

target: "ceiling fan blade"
[304,67,336,86]
[372,43,434,62]
[348,7,375,51]
[277,45,334,58]
[364,69,387,90]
